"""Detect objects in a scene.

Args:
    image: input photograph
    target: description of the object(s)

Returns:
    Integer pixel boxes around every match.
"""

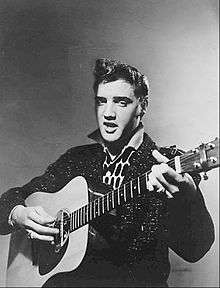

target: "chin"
[101,130,122,143]
[102,134,120,143]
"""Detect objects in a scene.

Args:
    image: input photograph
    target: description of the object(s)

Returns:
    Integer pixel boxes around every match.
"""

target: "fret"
[76,209,78,228]
[130,181,133,198]
[97,197,100,216]
[72,212,74,230]
[69,213,72,231]
[77,209,80,228]
[123,184,126,202]
[137,177,140,195]
[111,191,115,209]
[89,202,92,221]
[70,212,73,230]
[74,211,76,229]
[93,200,96,219]
[93,202,96,220]
[80,207,83,226]
[78,210,80,227]
[86,204,89,223]
[77,209,80,227]
[81,206,85,225]
[78,208,81,227]
[82,207,84,226]
[97,199,100,217]
[84,205,87,224]
[117,188,120,205]
[81,208,84,226]
[69,213,71,231]
[81,207,83,227]
[106,194,109,211]
[82,207,85,226]
[73,211,76,229]
[102,196,105,214]
[79,207,82,226]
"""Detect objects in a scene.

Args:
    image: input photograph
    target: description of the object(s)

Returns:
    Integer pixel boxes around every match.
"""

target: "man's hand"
[11,205,59,242]
[147,150,197,198]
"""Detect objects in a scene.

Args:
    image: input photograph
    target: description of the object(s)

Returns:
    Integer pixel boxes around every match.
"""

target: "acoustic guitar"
[6,138,219,287]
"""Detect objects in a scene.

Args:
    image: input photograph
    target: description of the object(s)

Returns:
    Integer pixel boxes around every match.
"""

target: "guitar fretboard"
[68,158,177,233]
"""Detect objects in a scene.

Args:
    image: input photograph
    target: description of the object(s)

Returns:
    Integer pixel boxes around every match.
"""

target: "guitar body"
[6,176,89,287]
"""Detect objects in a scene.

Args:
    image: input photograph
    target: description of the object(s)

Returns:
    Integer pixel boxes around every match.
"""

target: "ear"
[136,102,146,118]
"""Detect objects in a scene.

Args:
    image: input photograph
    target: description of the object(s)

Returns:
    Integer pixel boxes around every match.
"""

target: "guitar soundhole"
[54,209,70,253]
[39,209,70,275]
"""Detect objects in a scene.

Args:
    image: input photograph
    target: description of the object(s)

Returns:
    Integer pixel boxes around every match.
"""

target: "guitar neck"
[68,138,219,233]
[68,158,176,233]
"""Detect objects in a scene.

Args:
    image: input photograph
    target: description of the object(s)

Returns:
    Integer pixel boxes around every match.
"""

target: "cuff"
[8,205,24,227]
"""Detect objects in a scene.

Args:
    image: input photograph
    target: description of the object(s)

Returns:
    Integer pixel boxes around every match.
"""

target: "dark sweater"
[0,133,214,287]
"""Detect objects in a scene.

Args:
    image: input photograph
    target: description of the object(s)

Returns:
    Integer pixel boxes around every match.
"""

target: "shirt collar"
[88,123,144,159]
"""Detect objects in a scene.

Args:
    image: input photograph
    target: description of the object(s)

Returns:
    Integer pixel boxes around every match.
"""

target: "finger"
[158,165,196,192]
[148,173,165,192]
[25,219,59,235]
[28,208,55,227]
[183,173,197,189]
[162,166,186,185]
[146,180,154,192]
[152,150,169,164]
[151,164,179,193]
[165,191,174,199]
[26,229,55,242]
[34,206,55,224]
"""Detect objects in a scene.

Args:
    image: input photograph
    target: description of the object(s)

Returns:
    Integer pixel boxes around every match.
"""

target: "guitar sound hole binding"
[54,209,70,253]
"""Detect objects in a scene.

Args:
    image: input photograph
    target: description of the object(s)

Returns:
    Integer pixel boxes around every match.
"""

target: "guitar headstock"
[181,137,219,175]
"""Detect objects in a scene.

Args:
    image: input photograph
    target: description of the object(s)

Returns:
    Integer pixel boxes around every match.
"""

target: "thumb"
[152,149,169,164]
[34,206,55,223]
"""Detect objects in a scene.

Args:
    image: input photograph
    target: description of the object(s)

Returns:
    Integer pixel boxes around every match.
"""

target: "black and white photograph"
[0,0,219,287]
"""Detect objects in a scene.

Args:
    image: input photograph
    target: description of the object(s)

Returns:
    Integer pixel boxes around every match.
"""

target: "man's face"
[95,79,142,143]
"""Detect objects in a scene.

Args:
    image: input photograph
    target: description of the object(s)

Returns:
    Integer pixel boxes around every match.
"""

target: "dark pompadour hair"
[93,58,149,110]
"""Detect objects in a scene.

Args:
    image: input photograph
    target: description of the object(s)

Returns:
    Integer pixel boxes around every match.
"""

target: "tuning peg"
[208,143,215,149]
[192,148,199,154]
[203,172,208,180]
[210,157,217,164]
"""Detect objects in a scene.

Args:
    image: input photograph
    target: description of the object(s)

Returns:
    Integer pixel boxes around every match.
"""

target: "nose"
[103,102,116,120]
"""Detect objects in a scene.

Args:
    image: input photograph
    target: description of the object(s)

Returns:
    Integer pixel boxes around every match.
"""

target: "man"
[0,58,214,287]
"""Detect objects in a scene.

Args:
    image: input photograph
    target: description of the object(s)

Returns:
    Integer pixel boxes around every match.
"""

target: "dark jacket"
[0,133,215,287]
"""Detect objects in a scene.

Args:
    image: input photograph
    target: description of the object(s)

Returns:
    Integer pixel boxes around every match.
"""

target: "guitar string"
[63,153,201,229]
[62,152,199,225]
[60,152,199,225]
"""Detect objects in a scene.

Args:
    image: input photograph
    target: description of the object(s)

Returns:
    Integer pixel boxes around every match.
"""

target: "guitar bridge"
[54,209,70,253]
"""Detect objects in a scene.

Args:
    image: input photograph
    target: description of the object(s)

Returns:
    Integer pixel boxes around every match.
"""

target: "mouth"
[103,122,118,133]
[104,122,118,128]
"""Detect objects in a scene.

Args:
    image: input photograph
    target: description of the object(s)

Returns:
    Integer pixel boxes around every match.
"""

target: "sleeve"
[0,147,78,235]
[166,183,214,262]
[159,146,215,262]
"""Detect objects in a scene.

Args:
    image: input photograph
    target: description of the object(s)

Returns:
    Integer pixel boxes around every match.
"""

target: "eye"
[118,100,128,107]
[114,97,132,107]
[95,97,106,106]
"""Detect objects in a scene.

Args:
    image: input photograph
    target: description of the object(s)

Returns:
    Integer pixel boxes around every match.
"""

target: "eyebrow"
[113,96,133,102]
[95,96,133,103]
